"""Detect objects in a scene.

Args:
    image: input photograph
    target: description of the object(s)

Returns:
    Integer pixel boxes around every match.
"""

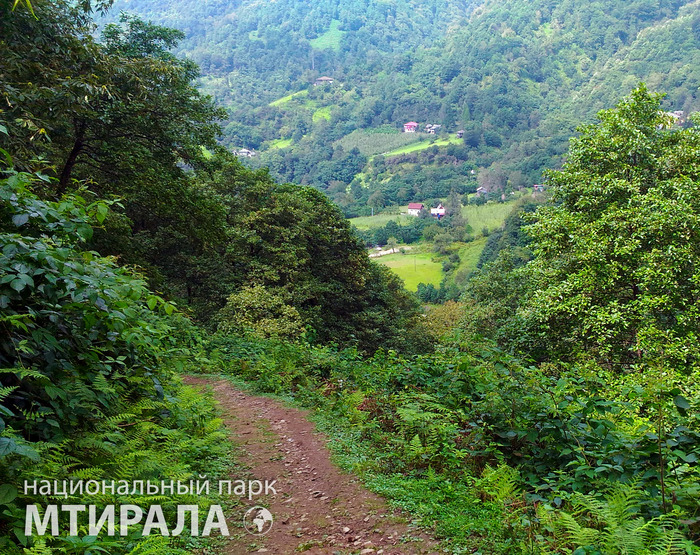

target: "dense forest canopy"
[105,0,700,215]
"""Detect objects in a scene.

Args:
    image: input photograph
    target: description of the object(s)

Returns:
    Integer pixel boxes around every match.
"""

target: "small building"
[425,124,442,134]
[533,184,545,192]
[407,202,424,216]
[404,122,419,133]
[430,204,446,218]
[476,186,487,195]
[457,130,465,139]
[235,148,256,158]
[314,76,334,86]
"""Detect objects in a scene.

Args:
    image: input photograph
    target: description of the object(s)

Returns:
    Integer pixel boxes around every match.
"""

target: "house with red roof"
[407,202,424,216]
[403,122,419,133]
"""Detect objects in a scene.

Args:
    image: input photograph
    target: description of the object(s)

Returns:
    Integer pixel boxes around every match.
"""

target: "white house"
[431,204,446,218]
[407,202,424,216]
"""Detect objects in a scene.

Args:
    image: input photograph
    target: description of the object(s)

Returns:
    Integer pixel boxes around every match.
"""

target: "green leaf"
[0,484,18,505]
[9,278,26,292]
[0,124,7,136]
[147,297,158,310]
[674,395,690,416]
[0,437,18,457]
[11,214,29,227]
[95,203,108,224]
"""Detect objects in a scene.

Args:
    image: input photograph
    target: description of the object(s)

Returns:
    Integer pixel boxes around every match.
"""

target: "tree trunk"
[57,121,87,195]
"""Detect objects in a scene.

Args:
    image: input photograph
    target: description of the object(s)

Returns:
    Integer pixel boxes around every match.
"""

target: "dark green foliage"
[0,171,229,553]
[197,155,425,352]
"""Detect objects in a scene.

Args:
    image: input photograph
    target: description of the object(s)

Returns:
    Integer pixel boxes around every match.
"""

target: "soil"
[184,377,443,555]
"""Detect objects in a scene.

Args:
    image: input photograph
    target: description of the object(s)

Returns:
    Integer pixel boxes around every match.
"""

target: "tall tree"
[521,85,700,370]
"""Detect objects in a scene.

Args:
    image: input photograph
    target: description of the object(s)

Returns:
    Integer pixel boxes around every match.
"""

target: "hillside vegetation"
[3,1,700,553]
[107,0,700,218]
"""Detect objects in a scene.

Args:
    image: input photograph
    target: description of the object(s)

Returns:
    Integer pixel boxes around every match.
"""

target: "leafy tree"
[199,157,423,352]
[520,85,700,369]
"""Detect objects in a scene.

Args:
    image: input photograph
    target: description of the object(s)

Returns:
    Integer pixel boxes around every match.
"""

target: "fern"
[542,483,694,554]
[477,464,520,504]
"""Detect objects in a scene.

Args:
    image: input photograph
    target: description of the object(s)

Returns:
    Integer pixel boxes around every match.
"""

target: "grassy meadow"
[462,201,516,234]
[380,135,463,157]
[335,130,423,156]
[376,252,443,291]
[349,211,412,230]
[309,19,346,51]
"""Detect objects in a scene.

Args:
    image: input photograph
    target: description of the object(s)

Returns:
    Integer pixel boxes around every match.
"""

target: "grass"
[349,212,412,230]
[457,237,488,273]
[312,106,332,122]
[376,252,443,291]
[335,130,423,157]
[267,138,293,149]
[309,19,345,51]
[269,89,309,107]
[462,202,517,234]
[380,135,462,157]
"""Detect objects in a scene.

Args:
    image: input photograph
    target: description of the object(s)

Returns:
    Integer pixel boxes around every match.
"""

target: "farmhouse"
[235,148,256,158]
[476,186,487,195]
[425,123,441,134]
[314,76,334,86]
[430,204,446,218]
[407,202,424,216]
[403,122,419,133]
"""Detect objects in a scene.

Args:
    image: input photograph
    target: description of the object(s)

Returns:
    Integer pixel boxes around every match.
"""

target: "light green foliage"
[218,284,306,340]
[309,18,345,51]
[542,483,693,554]
[312,106,331,122]
[522,85,700,368]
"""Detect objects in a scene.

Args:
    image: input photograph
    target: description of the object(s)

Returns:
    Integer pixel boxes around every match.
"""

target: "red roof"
[408,203,424,210]
[405,122,418,126]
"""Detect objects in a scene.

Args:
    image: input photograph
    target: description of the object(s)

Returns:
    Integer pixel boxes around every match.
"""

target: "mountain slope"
[105,0,700,215]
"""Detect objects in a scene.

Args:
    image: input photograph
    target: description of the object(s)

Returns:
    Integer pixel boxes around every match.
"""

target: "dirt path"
[184,377,442,555]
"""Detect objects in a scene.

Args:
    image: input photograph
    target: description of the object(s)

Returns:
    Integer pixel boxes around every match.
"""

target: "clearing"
[376,252,442,291]
[309,19,345,51]
[185,377,442,554]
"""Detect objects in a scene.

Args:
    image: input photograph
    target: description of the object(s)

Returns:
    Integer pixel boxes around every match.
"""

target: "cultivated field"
[335,130,422,156]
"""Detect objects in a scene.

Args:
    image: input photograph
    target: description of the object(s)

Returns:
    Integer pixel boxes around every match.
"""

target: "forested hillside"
[4,0,700,553]
[106,0,700,215]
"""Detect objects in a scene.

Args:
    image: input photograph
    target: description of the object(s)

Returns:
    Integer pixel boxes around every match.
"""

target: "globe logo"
[243,506,274,536]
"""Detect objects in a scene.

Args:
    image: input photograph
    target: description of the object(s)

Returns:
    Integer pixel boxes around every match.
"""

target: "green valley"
[3,0,700,554]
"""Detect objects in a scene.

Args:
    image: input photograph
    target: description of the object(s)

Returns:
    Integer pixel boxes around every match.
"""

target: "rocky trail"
[184,377,442,555]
